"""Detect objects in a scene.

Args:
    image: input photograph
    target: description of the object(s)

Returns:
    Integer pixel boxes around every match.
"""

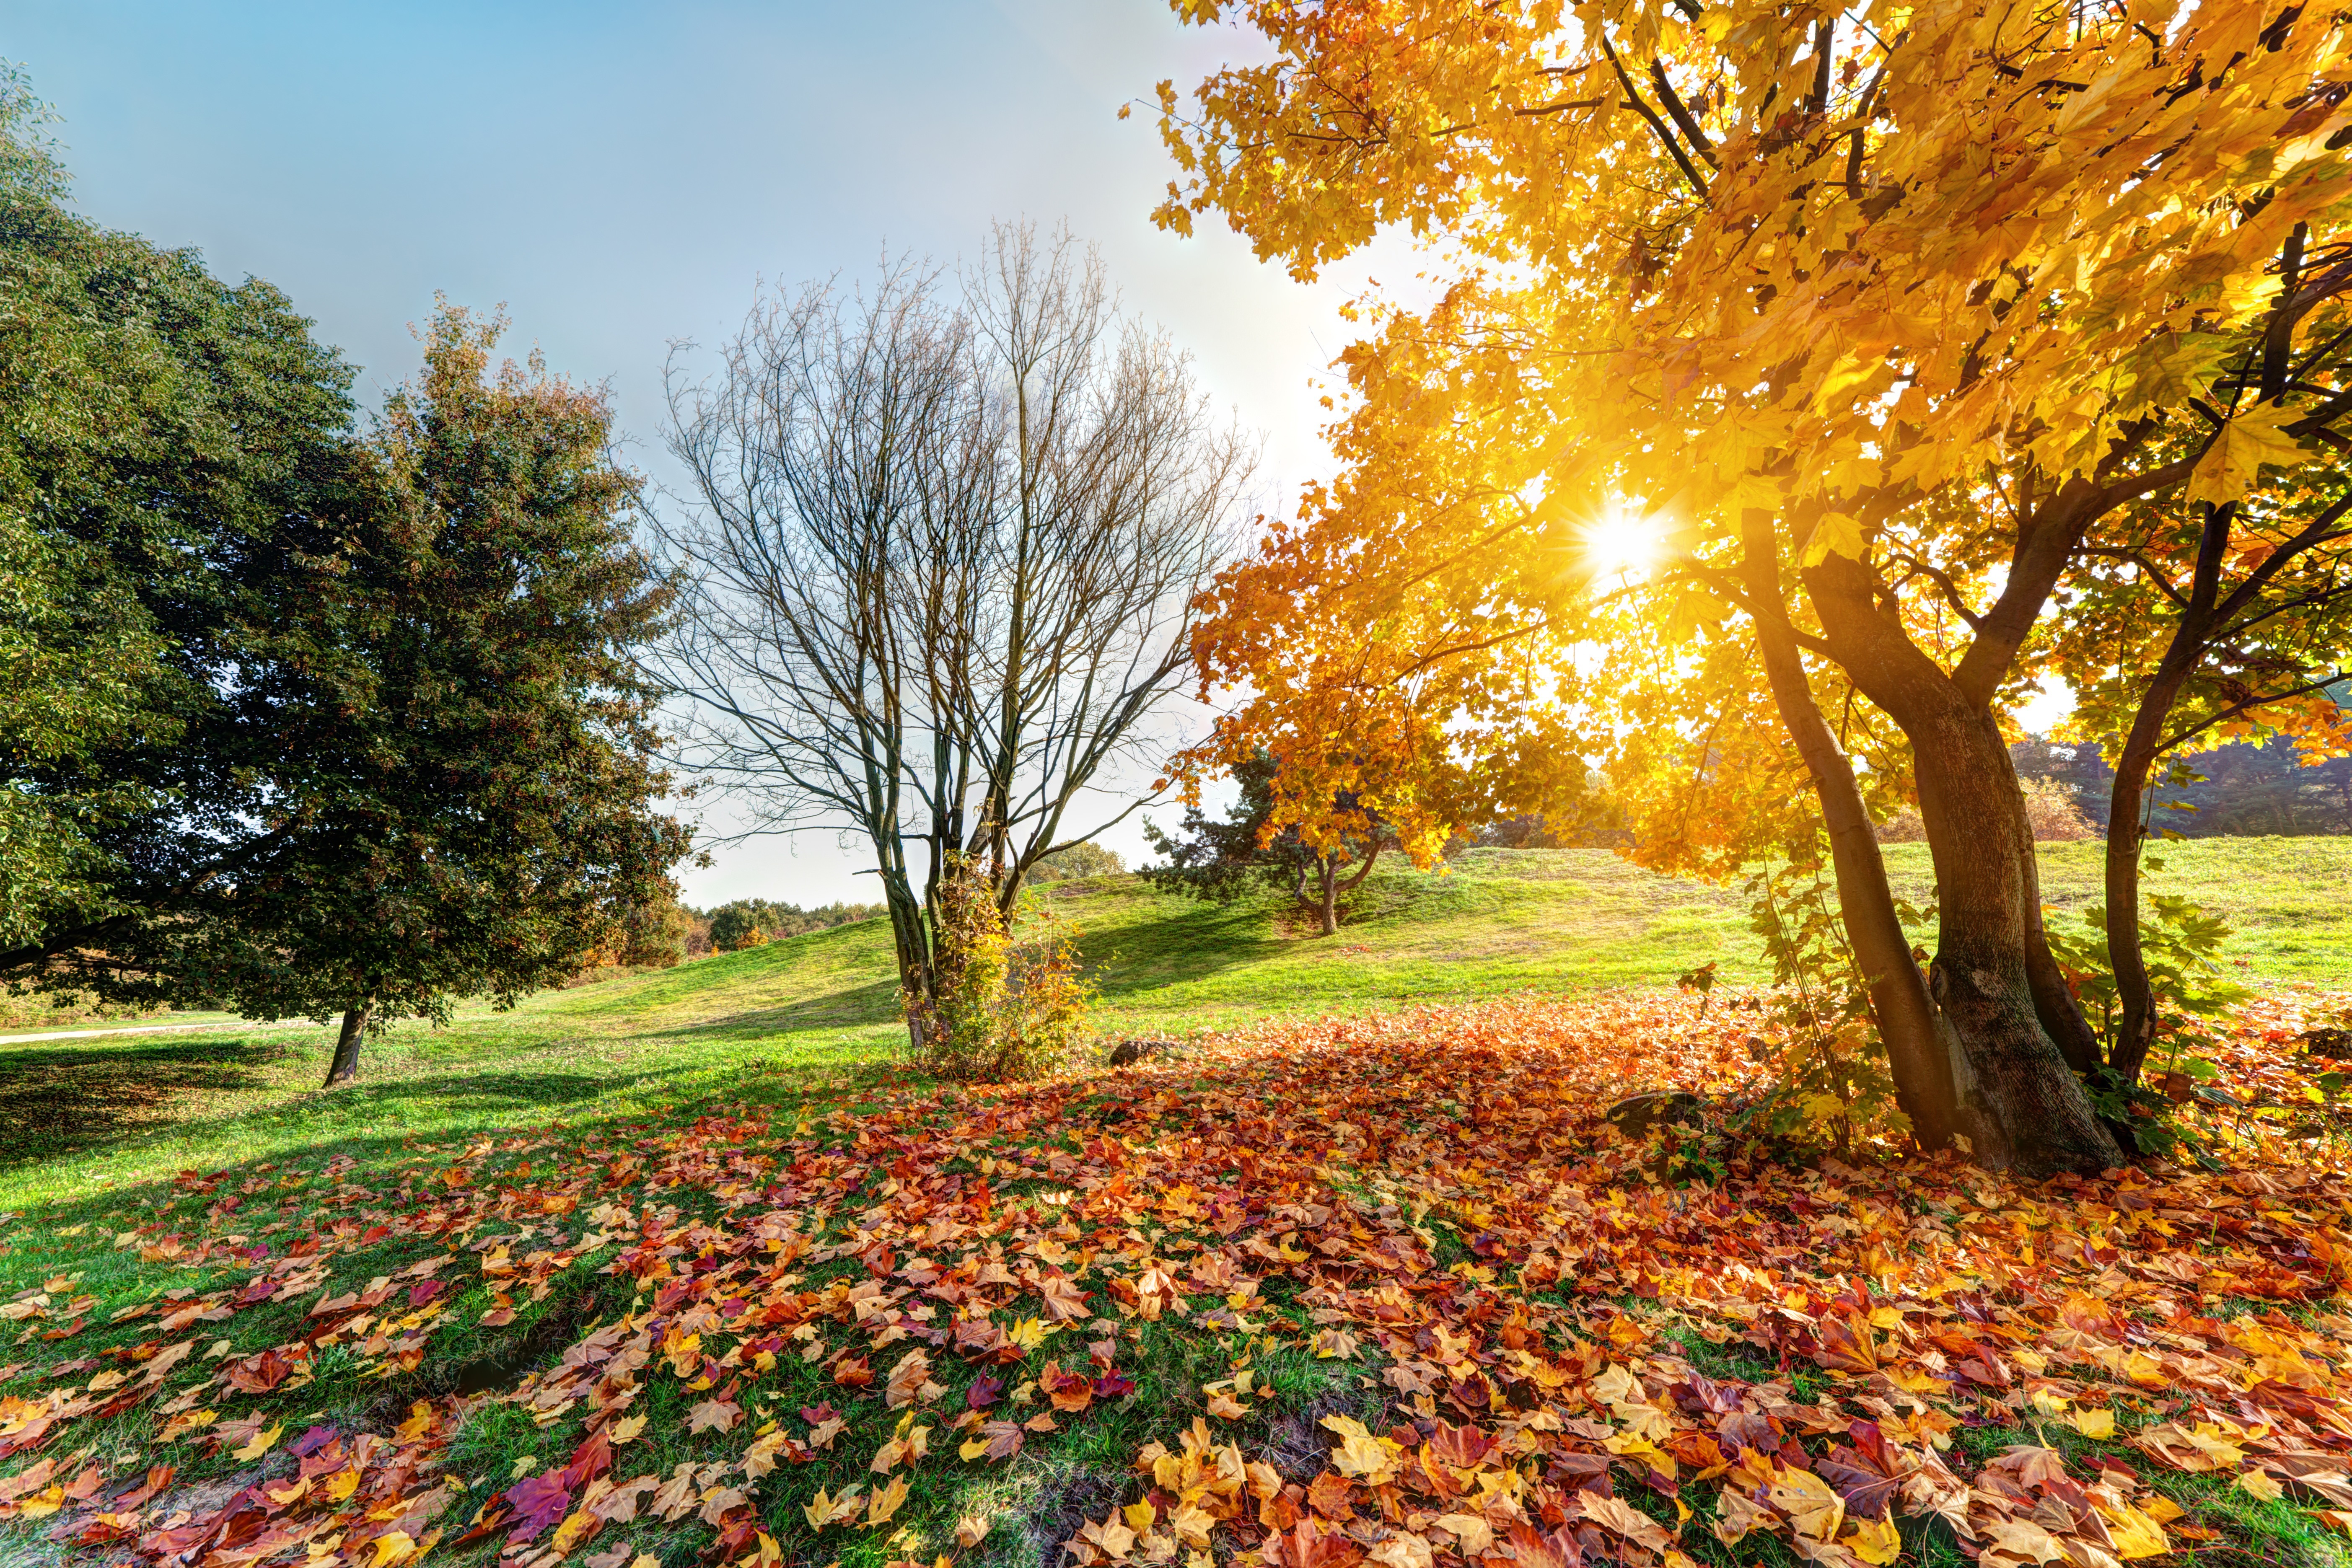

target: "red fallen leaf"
[1041,1360,1095,1413]
[832,1354,873,1389]
[560,1428,614,1491]
[288,1426,339,1459]
[1267,1514,1364,1568]
[800,1402,840,1426]
[73,1513,142,1546]
[1427,1420,1497,1469]
[503,1472,572,1545]
[221,1348,295,1394]
[1093,1370,1135,1401]
[966,1373,1006,1410]
[408,1280,445,1307]
[1817,1421,1905,1519]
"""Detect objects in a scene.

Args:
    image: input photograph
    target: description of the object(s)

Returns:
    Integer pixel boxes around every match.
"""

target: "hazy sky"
[6,0,1416,906]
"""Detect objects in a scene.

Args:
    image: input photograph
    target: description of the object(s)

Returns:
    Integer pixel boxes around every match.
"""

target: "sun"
[1577,506,1658,580]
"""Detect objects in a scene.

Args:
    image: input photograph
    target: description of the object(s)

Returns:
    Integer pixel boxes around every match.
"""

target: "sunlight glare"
[1579,506,1658,580]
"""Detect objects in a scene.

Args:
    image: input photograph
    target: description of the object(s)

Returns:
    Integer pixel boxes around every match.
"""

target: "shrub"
[910,856,1090,1081]
[1028,842,1126,882]
[708,904,764,952]
[1876,775,2096,844]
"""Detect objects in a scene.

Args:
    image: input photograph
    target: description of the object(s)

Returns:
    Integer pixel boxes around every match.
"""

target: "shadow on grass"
[0,1035,298,1169]
[1077,904,1294,997]
[638,976,906,1042]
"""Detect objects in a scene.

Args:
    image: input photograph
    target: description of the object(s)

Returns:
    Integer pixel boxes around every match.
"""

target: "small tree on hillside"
[1142,753,1396,936]
[144,308,691,1085]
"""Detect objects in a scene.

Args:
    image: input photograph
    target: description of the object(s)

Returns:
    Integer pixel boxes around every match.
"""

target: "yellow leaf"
[1435,1513,1495,1552]
[2070,1408,2116,1439]
[1800,512,1864,567]
[2185,403,2308,508]
[368,1533,417,1568]
[233,1423,284,1461]
[867,1474,909,1527]
[609,1412,647,1444]
[1844,1514,1903,1566]
[2239,1467,2286,1502]
[1321,1414,1400,1484]
[1768,1465,1846,1542]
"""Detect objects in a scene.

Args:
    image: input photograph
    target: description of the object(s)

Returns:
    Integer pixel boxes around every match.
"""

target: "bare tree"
[660,225,1251,1040]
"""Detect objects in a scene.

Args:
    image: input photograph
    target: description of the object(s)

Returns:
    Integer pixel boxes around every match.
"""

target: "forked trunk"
[1911,703,2122,1176]
[1736,536,1962,1148]
[323,1004,368,1088]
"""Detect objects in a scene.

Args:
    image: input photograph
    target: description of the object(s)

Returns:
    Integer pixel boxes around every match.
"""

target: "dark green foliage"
[127,307,694,1071]
[1142,751,1396,933]
[703,899,885,952]
[0,83,359,956]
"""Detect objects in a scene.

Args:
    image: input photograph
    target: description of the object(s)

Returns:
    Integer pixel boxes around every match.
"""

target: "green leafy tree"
[0,69,359,964]
[1142,752,1397,936]
[163,307,694,1084]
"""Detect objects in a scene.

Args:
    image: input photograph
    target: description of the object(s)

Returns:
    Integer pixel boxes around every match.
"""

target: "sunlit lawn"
[3,840,2347,1216]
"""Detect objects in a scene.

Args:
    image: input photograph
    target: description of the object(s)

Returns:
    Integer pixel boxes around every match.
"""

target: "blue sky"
[8,0,1412,906]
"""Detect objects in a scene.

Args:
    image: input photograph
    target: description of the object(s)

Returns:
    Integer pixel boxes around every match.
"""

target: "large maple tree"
[1152,0,2352,1174]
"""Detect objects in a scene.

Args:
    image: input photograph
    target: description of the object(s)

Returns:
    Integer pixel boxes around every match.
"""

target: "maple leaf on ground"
[801,1486,862,1530]
[1036,1273,1091,1322]
[1816,1423,1906,1519]
[230,1423,283,1461]
[886,1349,942,1409]
[966,1373,1005,1410]
[1581,1491,1675,1555]
[503,1473,573,1545]
[687,1397,741,1435]
[868,1474,909,1526]
[1041,1360,1095,1413]
[959,1419,1025,1462]
[1321,1415,1400,1485]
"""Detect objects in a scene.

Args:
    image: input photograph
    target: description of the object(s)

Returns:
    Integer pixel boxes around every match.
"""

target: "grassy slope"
[3,839,2345,1215]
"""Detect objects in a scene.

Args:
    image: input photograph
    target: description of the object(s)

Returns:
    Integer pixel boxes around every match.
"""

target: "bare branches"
[656,226,1252,986]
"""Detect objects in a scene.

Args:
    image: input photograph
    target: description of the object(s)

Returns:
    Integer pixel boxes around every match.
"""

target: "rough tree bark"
[324,1004,369,1088]
[1739,515,1964,1149]
[1800,544,2122,1177]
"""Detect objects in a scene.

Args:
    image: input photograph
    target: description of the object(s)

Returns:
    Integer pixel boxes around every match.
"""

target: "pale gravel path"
[0,1018,330,1045]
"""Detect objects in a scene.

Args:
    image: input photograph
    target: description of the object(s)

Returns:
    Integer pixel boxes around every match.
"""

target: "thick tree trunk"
[1318,861,1340,936]
[323,1004,368,1088]
[1911,702,2122,1175]
[2020,846,2103,1076]
[1795,545,2120,1176]
[1738,524,1961,1147]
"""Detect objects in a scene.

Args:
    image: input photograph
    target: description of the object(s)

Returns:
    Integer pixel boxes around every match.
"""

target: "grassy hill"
[2,839,2345,1211]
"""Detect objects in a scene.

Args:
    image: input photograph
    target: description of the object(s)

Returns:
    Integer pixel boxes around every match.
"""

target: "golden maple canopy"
[1152,0,2352,1171]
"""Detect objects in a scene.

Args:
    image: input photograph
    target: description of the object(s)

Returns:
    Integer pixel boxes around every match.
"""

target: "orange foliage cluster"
[4,994,2352,1566]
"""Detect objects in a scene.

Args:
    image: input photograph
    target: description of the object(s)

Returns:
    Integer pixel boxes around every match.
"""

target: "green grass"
[5,839,2349,1215]
[3,839,2349,1565]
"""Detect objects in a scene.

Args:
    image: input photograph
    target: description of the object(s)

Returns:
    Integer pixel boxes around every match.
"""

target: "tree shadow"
[0,1035,298,1170]
[638,977,906,1043]
[1075,902,1291,997]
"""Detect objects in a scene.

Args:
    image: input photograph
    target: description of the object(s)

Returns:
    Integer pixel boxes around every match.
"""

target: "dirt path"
[0,1018,329,1046]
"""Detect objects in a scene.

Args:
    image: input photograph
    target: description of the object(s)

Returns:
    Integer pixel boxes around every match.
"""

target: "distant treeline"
[2015,735,2352,838]
[687,899,887,955]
